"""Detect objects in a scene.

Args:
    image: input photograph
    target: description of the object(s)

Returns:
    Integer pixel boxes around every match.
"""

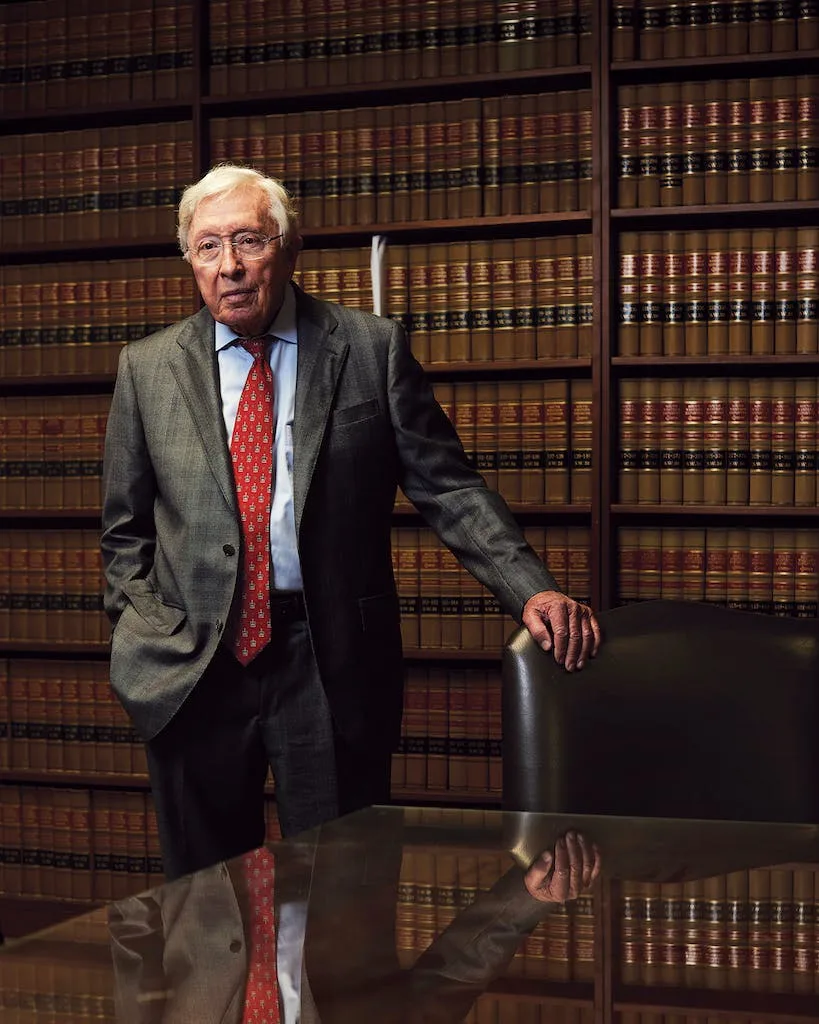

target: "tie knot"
[240,336,269,361]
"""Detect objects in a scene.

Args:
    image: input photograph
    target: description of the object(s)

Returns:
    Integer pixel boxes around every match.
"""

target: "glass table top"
[1,805,818,1023]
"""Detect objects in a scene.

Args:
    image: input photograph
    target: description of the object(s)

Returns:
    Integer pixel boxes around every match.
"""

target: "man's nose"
[219,244,243,275]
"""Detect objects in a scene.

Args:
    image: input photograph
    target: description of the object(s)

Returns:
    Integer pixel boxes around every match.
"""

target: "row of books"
[391,667,502,799]
[0,394,108,511]
[209,0,593,96]
[0,530,107,645]
[618,228,819,357]
[620,867,819,993]
[0,233,596,380]
[211,91,594,229]
[0,258,194,379]
[618,77,819,209]
[0,0,193,113]
[0,958,118,1022]
[394,526,592,652]
[397,846,594,981]
[611,0,819,61]
[0,376,593,512]
[0,122,194,247]
[0,659,146,780]
[466,1000,593,1024]
[0,783,282,901]
[618,377,819,509]
[618,526,819,614]
[431,378,593,506]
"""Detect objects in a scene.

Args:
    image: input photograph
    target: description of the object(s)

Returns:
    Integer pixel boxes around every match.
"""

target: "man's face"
[187,185,297,337]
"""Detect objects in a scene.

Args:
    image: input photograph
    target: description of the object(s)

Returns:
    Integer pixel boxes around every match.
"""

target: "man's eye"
[240,234,261,245]
[199,240,219,252]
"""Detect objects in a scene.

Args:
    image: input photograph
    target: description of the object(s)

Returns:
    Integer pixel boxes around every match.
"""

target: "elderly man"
[101,164,602,879]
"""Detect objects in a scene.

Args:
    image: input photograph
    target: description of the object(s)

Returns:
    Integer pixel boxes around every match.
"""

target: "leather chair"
[501,600,819,824]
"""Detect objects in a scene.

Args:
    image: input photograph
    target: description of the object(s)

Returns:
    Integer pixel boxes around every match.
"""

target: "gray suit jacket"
[101,287,558,744]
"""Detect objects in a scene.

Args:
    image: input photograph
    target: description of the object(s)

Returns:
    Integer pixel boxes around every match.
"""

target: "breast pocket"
[331,398,381,427]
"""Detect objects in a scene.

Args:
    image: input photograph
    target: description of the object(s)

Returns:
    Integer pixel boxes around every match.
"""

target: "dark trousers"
[145,618,392,880]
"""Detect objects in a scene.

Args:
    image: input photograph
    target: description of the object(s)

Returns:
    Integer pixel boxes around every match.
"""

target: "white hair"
[177,164,301,258]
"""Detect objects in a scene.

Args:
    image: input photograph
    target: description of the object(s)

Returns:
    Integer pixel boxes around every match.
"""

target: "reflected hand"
[522,590,602,671]
[523,832,601,904]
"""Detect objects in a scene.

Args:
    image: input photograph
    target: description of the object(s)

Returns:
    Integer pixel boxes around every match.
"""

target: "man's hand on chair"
[522,590,602,671]
[524,831,601,903]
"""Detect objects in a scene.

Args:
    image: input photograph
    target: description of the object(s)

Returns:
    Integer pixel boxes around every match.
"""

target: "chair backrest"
[501,600,819,823]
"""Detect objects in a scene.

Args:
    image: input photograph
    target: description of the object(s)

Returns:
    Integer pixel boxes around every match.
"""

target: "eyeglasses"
[188,231,284,265]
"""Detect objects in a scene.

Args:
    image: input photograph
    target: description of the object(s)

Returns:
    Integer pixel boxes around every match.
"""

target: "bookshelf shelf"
[615,985,819,1021]
[612,355,819,370]
[402,648,502,663]
[203,65,593,114]
[0,769,149,790]
[0,100,194,136]
[611,201,819,227]
[610,47,819,83]
[612,505,819,519]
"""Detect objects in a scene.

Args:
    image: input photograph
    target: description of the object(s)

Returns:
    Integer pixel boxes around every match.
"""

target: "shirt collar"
[214,282,298,352]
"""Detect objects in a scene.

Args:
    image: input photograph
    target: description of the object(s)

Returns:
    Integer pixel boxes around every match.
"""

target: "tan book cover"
[554,236,578,358]
[576,233,593,357]
[794,528,818,617]
[544,379,570,505]
[728,228,752,355]
[639,232,663,356]
[702,377,728,505]
[636,84,661,208]
[491,240,516,360]
[747,866,772,990]
[792,865,816,992]
[684,231,708,356]
[428,243,450,364]
[793,377,816,507]
[725,78,750,204]
[638,377,661,505]
[772,528,796,617]
[567,527,591,605]
[475,382,498,492]
[439,548,461,650]
[391,104,411,223]
[703,80,728,205]
[749,78,774,204]
[469,240,493,363]
[570,378,593,506]
[374,106,393,225]
[706,231,730,355]
[658,81,683,207]
[301,110,325,230]
[325,0,347,87]
[482,97,501,218]
[638,527,661,601]
[681,81,706,206]
[748,528,774,615]
[660,378,684,505]
[408,103,429,222]
[425,668,449,791]
[537,91,559,214]
[704,526,728,606]
[682,378,705,505]
[619,378,640,505]
[447,244,471,363]
[408,244,430,364]
[771,376,796,506]
[725,0,749,54]
[556,90,578,213]
[775,226,798,355]
[660,528,684,601]
[727,377,750,505]
[355,107,377,226]
[403,671,428,792]
[611,0,636,60]
[797,75,819,200]
[496,381,522,504]
[519,94,539,216]
[618,232,640,356]
[396,528,419,648]
[617,526,640,603]
[796,226,819,353]
[426,101,448,222]
[749,377,773,506]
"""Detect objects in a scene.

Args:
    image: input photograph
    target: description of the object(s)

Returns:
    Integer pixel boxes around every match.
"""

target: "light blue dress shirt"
[214,282,303,592]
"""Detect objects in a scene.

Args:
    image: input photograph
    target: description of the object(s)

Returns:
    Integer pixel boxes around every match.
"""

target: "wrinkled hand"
[522,590,602,671]
[523,831,601,904]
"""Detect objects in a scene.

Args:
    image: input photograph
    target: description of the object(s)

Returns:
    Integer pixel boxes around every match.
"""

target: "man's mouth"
[221,289,254,303]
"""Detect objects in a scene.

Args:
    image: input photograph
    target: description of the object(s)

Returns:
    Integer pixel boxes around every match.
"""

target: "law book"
[512,238,537,359]
[797,226,819,354]
[660,378,684,505]
[492,241,516,360]
[21,785,41,896]
[661,528,684,601]
[794,377,817,506]
[496,381,522,504]
[705,526,728,608]
[535,235,558,358]
[748,866,772,990]
[403,670,428,792]
[617,527,640,603]
[726,377,750,505]
[726,527,750,612]
[725,77,750,205]
[771,377,796,506]
[682,378,705,506]
[775,227,798,355]
[747,528,774,615]
[52,788,73,901]
[26,661,48,771]
[0,784,23,894]
[444,671,469,792]
[681,527,706,602]
[702,79,728,205]
[9,662,30,769]
[664,229,687,350]
[638,377,661,505]
[428,244,450,363]
[61,660,81,773]
[460,554,485,652]
[749,77,774,204]
[791,864,816,993]
[620,881,643,984]
[555,235,578,358]
[702,377,728,506]
[618,232,640,356]
[569,378,593,506]
[685,231,708,356]
[749,378,773,506]
[543,379,570,504]
[618,379,640,505]
[728,228,753,355]
[797,75,819,201]
[773,528,796,617]
[681,80,706,206]
[707,230,730,355]
[638,526,662,602]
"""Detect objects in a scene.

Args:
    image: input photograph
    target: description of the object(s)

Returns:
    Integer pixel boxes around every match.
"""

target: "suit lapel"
[293,288,348,535]
[168,307,238,514]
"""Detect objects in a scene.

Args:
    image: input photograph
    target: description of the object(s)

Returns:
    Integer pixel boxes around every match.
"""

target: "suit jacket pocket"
[332,398,381,427]
[121,578,186,636]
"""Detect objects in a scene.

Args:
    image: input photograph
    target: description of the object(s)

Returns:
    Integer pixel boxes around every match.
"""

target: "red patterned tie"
[230,337,275,665]
[242,846,281,1023]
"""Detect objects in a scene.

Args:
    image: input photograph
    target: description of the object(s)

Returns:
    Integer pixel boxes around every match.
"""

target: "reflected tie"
[230,337,275,665]
[242,846,281,1023]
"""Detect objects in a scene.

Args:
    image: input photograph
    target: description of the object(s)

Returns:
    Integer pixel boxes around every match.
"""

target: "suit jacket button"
[223,544,236,556]
[229,939,242,953]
